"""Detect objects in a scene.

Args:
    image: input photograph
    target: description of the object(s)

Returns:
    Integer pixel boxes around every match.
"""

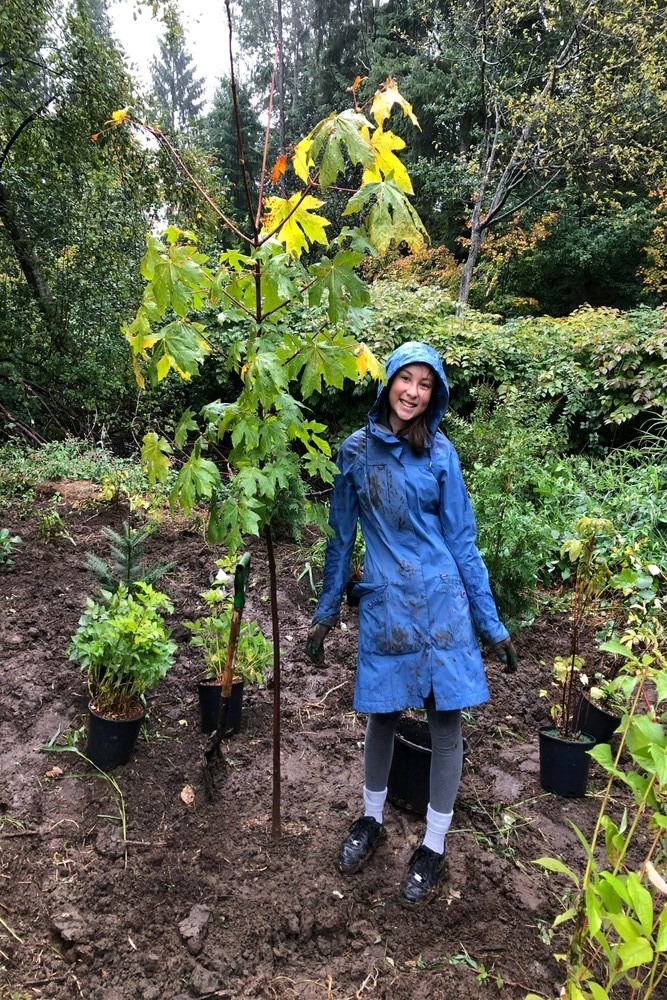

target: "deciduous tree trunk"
[0,181,59,332]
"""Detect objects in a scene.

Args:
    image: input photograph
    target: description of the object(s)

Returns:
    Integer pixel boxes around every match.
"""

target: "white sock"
[422,804,453,854]
[363,786,387,824]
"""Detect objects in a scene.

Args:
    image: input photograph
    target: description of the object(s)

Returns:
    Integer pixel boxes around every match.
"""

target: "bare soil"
[0,491,609,1000]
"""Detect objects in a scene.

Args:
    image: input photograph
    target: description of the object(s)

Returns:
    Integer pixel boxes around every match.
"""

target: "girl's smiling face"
[387,363,434,433]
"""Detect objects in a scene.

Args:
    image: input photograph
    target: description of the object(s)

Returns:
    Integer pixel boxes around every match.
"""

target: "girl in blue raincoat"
[306,341,518,906]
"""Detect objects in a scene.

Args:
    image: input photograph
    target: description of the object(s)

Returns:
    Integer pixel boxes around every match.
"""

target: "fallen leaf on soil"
[646,860,667,894]
[181,784,195,805]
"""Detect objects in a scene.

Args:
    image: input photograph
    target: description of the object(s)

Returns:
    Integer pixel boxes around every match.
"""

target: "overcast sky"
[108,0,232,109]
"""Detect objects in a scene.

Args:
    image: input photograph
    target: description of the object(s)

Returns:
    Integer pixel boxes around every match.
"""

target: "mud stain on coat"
[433,627,454,647]
[376,627,413,655]
[368,474,381,510]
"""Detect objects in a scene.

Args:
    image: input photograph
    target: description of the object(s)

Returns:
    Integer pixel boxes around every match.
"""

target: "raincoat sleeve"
[310,439,360,627]
[438,443,509,645]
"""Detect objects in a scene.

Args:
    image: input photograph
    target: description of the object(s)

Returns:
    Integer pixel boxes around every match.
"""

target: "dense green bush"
[365,283,667,452]
[446,394,561,627]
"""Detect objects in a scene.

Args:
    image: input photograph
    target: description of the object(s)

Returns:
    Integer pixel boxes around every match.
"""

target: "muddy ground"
[0,489,613,999]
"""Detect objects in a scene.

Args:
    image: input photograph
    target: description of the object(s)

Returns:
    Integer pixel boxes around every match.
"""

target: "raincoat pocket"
[431,579,477,651]
[358,583,423,657]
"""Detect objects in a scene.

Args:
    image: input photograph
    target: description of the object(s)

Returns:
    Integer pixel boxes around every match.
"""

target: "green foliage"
[184,581,272,686]
[117,78,424,550]
[36,508,75,545]
[268,466,310,543]
[534,625,667,999]
[0,0,161,440]
[84,521,175,595]
[365,284,667,450]
[0,528,22,566]
[531,452,667,590]
[0,439,167,513]
[149,1,204,133]
[68,583,176,717]
[202,76,263,231]
[300,524,365,597]
[472,193,660,317]
[551,517,617,739]
[447,394,559,628]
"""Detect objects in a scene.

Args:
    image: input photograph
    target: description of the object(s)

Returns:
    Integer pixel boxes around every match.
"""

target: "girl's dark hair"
[384,366,437,455]
[405,408,434,454]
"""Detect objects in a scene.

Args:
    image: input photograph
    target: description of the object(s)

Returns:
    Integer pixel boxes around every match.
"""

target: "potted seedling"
[572,560,661,742]
[68,582,177,769]
[572,667,624,744]
[185,555,272,736]
[539,516,615,797]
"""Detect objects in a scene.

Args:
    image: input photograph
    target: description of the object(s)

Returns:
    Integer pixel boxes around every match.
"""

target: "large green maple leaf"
[169,452,221,515]
[308,250,370,323]
[277,333,359,398]
[343,180,427,254]
[294,110,376,189]
[150,320,210,382]
[141,236,210,318]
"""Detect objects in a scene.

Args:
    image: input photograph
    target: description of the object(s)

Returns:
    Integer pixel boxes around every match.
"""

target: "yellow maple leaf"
[361,127,413,194]
[292,136,315,184]
[370,79,420,130]
[130,353,145,389]
[261,193,330,258]
[105,106,131,126]
[355,343,385,381]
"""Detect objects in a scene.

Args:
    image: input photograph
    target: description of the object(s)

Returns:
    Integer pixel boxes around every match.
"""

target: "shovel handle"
[233,552,251,609]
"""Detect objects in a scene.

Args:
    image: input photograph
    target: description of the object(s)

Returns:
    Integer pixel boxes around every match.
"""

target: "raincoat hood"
[370,341,449,436]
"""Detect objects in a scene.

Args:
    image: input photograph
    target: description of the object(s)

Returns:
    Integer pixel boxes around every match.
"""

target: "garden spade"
[203,551,251,789]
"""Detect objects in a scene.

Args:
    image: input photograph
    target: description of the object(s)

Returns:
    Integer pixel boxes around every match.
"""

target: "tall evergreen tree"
[203,77,263,230]
[233,0,376,143]
[150,1,205,134]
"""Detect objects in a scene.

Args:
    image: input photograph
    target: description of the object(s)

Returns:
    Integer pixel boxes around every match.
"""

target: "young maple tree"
[110,6,426,834]
[117,73,425,544]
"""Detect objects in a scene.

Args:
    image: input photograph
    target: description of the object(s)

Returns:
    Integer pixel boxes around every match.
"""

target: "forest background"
[2,0,667,449]
[1,0,667,619]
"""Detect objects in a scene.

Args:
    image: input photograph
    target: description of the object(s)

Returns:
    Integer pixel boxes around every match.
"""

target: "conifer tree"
[203,77,262,229]
[150,1,204,133]
[84,522,175,596]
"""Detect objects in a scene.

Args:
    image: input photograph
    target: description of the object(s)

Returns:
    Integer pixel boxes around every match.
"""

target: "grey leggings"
[364,707,463,814]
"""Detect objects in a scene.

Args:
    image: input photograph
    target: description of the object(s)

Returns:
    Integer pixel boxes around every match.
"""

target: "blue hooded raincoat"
[311,341,509,713]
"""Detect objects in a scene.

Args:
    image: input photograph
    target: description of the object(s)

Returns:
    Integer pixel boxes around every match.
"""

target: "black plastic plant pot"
[197,679,244,735]
[538,726,596,798]
[86,702,144,771]
[573,695,621,744]
[387,718,431,816]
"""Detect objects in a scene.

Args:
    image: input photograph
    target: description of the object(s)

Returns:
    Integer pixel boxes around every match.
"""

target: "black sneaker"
[338,816,385,873]
[400,844,446,905]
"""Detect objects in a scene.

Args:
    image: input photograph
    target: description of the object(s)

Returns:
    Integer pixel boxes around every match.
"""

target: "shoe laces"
[408,846,441,883]
[349,816,378,844]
